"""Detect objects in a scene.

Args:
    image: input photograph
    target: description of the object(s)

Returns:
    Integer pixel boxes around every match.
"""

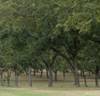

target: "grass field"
[0,88,100,96]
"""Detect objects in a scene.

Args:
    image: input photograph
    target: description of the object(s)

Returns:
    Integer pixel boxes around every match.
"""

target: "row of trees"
[0,0,100,87]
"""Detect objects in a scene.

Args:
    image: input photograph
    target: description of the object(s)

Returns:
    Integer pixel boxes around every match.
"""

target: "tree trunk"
[80,71,83,77]
[0,71,3,86]
[46,69,48,79]
[88,71,91,77]
[95,66,99,87]
[28,67,32,87]
[82,71,88,87]
[63,71,66,81]
[48,67,53,87]
[7,70,11,87]
[40,70,43,78]
[33,69,36,76]
[72,67,80,87]
[15,71,19,87]
[54,71,58,82]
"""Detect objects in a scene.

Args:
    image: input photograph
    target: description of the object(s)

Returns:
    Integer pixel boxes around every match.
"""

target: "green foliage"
[0,0,100,87]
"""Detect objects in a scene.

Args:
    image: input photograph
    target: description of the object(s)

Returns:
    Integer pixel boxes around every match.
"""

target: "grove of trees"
[0,0,100,87]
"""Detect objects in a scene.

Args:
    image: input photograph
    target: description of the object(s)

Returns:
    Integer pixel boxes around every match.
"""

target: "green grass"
[0,88,100,96]
[0,88,49,96]
[1,80,100,96]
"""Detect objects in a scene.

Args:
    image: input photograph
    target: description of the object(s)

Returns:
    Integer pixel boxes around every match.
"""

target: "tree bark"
[0,71,3,86]
[72,67,80,87]
[15,70,19,87]
[48,67,53,87]
[46,69,48,79]
[63,71,66,81]
[7,70,11,87]
[82,71,88,87]
[54,71,58,82]
[33,69,36,76]
[28,67,32,87]
[95,66,99,87]
[88,71,91,77]
[40,70,43,78]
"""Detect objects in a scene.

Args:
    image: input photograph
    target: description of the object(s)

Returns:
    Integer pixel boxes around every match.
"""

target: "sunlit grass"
[0,88,100,96]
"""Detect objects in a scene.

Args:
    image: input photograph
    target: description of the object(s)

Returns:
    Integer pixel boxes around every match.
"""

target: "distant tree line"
[0,0,100,87]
